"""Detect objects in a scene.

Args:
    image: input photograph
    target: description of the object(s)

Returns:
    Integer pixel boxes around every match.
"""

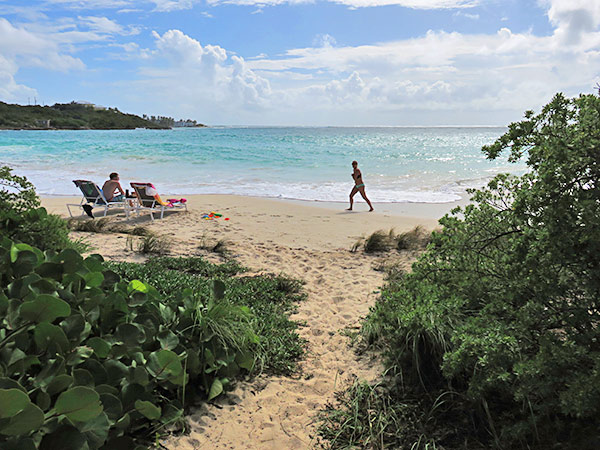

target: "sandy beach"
[42,194,454,449]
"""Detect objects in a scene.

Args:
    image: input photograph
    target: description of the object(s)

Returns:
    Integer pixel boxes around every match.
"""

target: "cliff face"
[0,102,170,130]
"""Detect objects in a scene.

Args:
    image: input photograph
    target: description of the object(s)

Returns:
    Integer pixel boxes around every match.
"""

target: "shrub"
[0,166,82,252]
[106,258,305,375]
[351,93,600,449]
[0,238,286,448]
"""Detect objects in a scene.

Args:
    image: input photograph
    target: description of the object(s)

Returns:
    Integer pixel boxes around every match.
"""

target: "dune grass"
[106,257,306,375]
[352,226,432,254]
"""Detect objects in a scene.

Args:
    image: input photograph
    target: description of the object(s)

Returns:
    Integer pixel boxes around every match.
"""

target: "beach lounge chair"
[130,182,187,220]
[66,180,129,218]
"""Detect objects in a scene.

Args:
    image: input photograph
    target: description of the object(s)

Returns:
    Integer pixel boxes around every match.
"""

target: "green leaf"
[132,366,149,386]
[1,437,37,450]
[36,390,51,411]
[114,413,130,432]
[54,386,103,422]
[55,249,84,274]
[86,337,111,358]
[13,250,40,277]
[99,393,122,421]
[83,255,104,273]
[35,262,63,280]
[135,400,161,420]
[157,329,179,350]
[127,280,148,294]
[10,243,30,263]
[211,279,226,300]
[20,294,71,323]
[66,346,94,366]
[207,378,223,401]
[147,349,183,380]
[34,322,70,354]
[0,403,44,436]
[0,378,27,392]
[0,389,30,419]
[46,374,73,396]
[115,323,146,346]
[235,350,255,371]
[83,272,104,288]
[73,369,95,387]
[39,425,89,450]
[78,411,110,448]
[104,360,129,384]
[0,292,9,316]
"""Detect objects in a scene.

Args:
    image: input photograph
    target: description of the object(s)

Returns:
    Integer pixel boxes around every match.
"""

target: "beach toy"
[225,218,230,221]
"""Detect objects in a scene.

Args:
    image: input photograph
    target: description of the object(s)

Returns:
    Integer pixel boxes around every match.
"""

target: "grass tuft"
[352,227,432,254]
[396,226,432,251]
[211,239,230,255]
[68,216,114,232]
[137,234,170,255]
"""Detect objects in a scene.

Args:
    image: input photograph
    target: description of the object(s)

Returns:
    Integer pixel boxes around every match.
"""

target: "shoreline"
[41,193,457,251]
[41,192,469,221]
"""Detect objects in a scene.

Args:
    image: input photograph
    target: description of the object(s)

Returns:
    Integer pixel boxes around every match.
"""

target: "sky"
[0,0,599,125]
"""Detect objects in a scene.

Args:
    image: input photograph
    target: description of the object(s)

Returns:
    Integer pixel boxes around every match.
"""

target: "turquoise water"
[0,127,524,203]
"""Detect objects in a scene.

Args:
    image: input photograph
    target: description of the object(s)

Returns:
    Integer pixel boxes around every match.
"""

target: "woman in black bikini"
[347,160,374,211]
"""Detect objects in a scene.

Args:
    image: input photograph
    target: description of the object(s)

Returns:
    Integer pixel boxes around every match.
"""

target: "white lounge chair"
[130,182,187,220]
[66,179,129,218]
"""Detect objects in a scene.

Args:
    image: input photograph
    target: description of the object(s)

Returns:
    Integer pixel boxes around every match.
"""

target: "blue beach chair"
[66,179,129,218]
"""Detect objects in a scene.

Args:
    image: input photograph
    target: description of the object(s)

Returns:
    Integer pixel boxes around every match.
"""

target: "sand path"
[47,196,431,449]
[165,239,391,449]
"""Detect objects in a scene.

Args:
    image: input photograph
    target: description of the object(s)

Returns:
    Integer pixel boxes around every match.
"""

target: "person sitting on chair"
[102,172,125,202]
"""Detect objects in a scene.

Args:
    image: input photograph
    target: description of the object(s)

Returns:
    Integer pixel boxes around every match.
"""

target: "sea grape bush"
[107,258,306,375]
[0,166,77,252]
[361,94,600,448]
[0,238,260,449]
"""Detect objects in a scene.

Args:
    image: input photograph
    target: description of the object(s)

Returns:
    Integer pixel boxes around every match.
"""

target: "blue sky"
[0,0,599,125]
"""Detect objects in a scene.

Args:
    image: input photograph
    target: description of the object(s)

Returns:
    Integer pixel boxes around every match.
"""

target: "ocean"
[0,127,525,203]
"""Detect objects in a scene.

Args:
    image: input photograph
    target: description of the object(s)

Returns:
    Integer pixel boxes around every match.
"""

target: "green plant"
[396,226,431,251]
[0,166,40,213]
[360,229,396,253]
[355,93,600,449]
[67,217,114,233]
[137,234,169,255]
[106,259,306,375]
[352,227,432,254]
[0,167,83,253]
[0,238,276,448]
[318,380,441,450]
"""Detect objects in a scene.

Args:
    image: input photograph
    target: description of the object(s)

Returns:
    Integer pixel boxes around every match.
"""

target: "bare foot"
[346,208,353,211]
[369,208,374,212]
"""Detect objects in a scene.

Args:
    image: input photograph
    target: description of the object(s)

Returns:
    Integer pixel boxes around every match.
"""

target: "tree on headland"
[0,101,168,130]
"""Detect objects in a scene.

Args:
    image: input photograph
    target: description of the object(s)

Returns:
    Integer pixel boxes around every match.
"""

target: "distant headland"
[0,101,206,130]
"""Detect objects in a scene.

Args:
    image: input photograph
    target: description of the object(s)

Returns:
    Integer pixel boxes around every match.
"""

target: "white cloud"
[541,0,600,44]
[43,0,133,8]
[0,55,38,102]
[329,0,478,8]
[77,15,140,35]
[313,33,337,48]
[151,0,196,12]
[206,0,478,7]
[0,18,85,71]
[454,10,479,19]
[132,29,270,114]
